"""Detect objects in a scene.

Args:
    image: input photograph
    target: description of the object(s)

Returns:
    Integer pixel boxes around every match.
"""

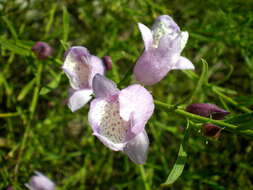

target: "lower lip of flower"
[95,100,129,143]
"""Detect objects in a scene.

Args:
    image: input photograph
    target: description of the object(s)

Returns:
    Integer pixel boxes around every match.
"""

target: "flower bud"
[32,42,53,60]
[25,171,55,190]
[186,103,229,120]
[102,56,113,70]
[203,123,222,138]
[6,186,13,190]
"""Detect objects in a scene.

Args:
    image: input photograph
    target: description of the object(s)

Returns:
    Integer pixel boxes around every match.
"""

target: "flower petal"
[152,15,180,33]
[180,31,189,52]
[151,15,180,48]
[171,56,195,70]
[68,89,93,112]
[62,46,91,89]
[93,132,126,151]
[119,84,154,137]
[92,74,119,99]
[88,55,106,87]
[138,23,153,51]
[134,49,167,85]
[25,171,55,190]
[88,97,129,151]
[123,130,149,164]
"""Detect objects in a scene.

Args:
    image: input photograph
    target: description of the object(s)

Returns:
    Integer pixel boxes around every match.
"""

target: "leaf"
[162,120,190,186]
[225,113,253,130]
[2,16,18,40]
[17,78,36,101]
[234,95,253,107]
[40,74,62,95]
[0,36,30,56]
[45,3,57,37]
[191,59,209,100]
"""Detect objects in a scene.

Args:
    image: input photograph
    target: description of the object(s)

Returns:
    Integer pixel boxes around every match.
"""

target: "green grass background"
[0,0,253,189]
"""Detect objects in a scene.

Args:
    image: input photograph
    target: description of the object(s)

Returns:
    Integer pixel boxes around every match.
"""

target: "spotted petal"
[88,97,130,151]
[62,46,91,89]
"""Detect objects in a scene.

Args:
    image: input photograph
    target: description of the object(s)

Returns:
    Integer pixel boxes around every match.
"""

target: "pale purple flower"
[134,15,195,85]
[88,74,154,164]
[62,46,105,112]
[25,171,55,190]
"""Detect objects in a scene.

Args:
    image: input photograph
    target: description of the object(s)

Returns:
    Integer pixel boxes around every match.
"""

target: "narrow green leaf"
[225,113,253,130]
[191,59,208,100]
[45,3,57,37]
[0,36,30,56]
[62,6,70,43]
[162,120,190,186]
[2,16,18,40]
[40,74,62,95]
[17,78,36,101]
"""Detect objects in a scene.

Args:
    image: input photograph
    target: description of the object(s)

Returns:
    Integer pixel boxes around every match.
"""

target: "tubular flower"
[62,46,105,112]
[134,15,195,85]
[25,171,55,190]
[88,74,154,164]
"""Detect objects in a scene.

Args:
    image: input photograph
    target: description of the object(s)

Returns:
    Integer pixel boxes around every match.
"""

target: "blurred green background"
[0,0,253,189]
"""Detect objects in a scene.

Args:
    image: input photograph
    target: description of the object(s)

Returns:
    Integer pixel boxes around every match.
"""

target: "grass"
[0,0,253,189]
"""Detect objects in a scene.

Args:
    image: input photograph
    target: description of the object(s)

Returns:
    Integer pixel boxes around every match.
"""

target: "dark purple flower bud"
[203,123,222,138]
[32,41,53,60]
[6,186,13,190]
[186,103,229,120]
[102,56,113,70]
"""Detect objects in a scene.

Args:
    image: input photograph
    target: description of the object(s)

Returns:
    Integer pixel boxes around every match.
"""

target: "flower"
[186,103,229,120]
[203,123,222,138]
[25,171,55,190]
[134,15,194,85]
[32,41,53,60]
[88,74,154,164]
[62,46,105,112]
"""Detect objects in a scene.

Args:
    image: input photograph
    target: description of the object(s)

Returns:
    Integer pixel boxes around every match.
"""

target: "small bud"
[102,56,113,70]
[32,42,53,60]
[25,171,55,190]
[6,186,13,190]
[203,123,222,138]
[186,103,229,120]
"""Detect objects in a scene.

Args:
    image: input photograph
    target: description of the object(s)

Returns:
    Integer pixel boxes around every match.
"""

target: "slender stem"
[117,63,135,87]
[14,62,43,177]
[212,86,252,113]
[139,165,150,190]
[155,100,253,138]
[0,112,19,117]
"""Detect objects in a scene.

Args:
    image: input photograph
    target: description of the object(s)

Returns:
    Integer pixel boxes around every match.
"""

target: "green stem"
[155,100,253,138]
[139,165,150,190]
[212,86,252,113]
[0,112,19,117]
[117,62,135,87]
[14,62,43,177]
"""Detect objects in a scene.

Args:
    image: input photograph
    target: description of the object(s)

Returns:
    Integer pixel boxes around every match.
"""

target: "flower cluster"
[61,15,194,164]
